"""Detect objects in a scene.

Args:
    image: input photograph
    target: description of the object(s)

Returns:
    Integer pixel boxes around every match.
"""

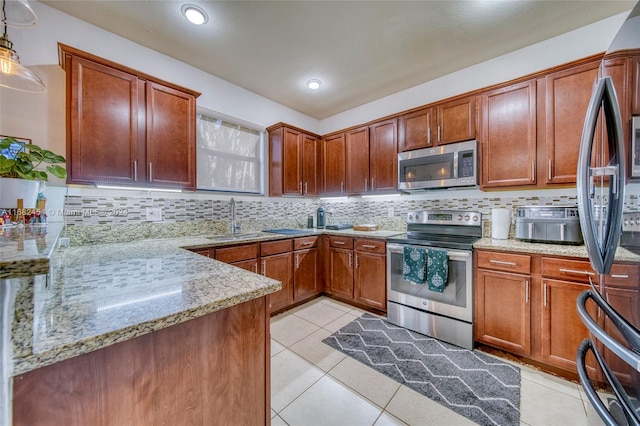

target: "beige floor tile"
[285,297,325,314]
[319,297,356,313]
[271,415,288,426]
[323,312,360,333]
[292,301,346,327]
[520,367,582,399]
[520,376,587,425]
[279,375,382,426]
[271,349,324,412]
[374,412,409,426]
[271,409,277,419]
[329,356,401,408]
[271,339,286,357]
[271,314,320,347]
[386,385,476,426]
[290,328,347,371]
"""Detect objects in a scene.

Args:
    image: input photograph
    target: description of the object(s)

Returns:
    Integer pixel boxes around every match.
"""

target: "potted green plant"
[0,136,67,208]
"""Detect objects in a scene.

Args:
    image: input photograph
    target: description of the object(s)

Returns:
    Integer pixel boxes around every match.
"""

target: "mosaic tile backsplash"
[59,189,640,245]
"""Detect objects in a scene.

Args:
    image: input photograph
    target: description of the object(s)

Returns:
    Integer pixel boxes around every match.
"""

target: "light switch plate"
[146,207,163,222]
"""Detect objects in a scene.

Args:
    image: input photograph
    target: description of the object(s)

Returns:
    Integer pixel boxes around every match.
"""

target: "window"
[196,112,265,193]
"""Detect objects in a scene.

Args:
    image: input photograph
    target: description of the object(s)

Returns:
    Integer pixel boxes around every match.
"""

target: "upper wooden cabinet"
[542,60,600,185]
[59,44,199,190]
[632,54,640,115]
[398,96,475,151]
[480,80,537,189]
[267,123,320,197]
[322,133,347,195]
[345,126,370,194]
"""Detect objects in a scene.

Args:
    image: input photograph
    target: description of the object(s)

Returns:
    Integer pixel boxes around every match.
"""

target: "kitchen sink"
[206,233,261,241]
[263,229,314,235]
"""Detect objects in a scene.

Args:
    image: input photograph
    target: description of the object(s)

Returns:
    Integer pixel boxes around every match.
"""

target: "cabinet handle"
[362,244,377,249]
[349,253,352,267]
[543,283,548,307]
[559,268,595,276]
[371,177,375,191]
[489,259,516,266]
[437,125,441,142]
[304,182,308,194]
[253,262,258,274]
[531,161,535,181]
[133,160,138,182]
[610,274,629,279]
[427,127,431,144]
[295,254,299,269]
[365,179,368,192]
[341,181,344,193]
[528,223,534,238]
[525,280,529,303]
[355,254,359,269]
[334,241,346,245]
[548,159,552,181]
[149,162,153,183]
[299,181,303,194]
[262,260,266,276]
[302,242,313,246]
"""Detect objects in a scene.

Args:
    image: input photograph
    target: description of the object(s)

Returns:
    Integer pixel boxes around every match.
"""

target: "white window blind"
[196,113,264,193]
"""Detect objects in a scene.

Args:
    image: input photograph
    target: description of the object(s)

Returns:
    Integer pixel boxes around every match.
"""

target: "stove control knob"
[457,215,463,221]
[636,218,640,226]
[472,215,479,222]
[624,219,629,227]
[464,215,470,221]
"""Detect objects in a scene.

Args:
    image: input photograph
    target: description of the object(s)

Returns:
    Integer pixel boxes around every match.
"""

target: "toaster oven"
[515,206,583,245]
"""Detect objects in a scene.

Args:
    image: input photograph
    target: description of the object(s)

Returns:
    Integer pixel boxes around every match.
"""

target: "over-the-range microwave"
[397,139,477,191]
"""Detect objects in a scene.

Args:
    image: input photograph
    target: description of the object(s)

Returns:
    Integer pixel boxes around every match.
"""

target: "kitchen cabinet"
[543,59,600,185]
[188,247,215,258]
[59,44,199,190]
[328,236,354,299]
[322,133,347,195]
[475,251,532,356]
[398,96,476,152]
[215,243,259,273]
[632,54,640,115]
[267,123,320,197]
[353,239,386,311]
[479,80,537,189]
[260,240,294,313]
[293,236,321,302]
[345,126,370,194]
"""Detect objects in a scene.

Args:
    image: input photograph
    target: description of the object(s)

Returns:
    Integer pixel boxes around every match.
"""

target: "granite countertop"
[474,237,640,263]
[0,223,64,279]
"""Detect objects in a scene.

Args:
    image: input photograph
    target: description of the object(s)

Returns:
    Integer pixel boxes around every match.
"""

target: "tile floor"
[270,296,603,426]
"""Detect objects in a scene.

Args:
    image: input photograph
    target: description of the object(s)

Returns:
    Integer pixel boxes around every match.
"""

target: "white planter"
[0,178,42,209]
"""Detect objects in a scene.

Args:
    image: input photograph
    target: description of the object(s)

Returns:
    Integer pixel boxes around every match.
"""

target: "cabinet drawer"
[215,243,259,263]
[604,263,640,288]
[261,239,292,256]
[476,251,531,274]
[294,236,318,250]
[541,257,595,283]
[329,236,353,249]
[189,247,215,258]
[355,238,385,254]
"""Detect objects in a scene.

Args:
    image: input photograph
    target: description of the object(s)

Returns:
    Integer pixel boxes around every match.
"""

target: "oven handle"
[387,243,471,259]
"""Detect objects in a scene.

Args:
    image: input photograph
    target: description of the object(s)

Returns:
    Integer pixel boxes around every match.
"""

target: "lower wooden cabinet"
[294,247,320,302]
[262,252,293,312]
[354,239,386,310]
[329,247,354,299]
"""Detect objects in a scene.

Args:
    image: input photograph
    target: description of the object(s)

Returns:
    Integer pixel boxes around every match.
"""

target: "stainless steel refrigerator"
[576,2,640,425]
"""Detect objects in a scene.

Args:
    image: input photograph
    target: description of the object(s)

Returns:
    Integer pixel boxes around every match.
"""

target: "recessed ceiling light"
[306,79,322,90]
[181,4,208,25]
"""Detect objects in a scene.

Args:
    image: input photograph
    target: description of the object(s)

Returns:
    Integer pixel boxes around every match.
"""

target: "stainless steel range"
[386,210,482,349]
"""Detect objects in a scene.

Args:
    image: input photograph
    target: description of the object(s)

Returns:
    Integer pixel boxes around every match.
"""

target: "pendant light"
[0,0,45,92]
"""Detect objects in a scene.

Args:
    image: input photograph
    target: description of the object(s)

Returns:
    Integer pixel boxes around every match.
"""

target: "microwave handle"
[387,244,470,259]
[453,152,459,179]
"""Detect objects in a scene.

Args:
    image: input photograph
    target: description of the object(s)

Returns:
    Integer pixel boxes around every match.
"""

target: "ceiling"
[41,0,635,119]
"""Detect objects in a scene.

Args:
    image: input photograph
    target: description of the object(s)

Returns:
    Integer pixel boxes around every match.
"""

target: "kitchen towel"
[403,246,427,284]
[427,248,449,292]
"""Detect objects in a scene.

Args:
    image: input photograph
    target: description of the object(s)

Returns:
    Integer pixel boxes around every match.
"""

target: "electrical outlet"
[388,207,394,217]
[146,207,163,222]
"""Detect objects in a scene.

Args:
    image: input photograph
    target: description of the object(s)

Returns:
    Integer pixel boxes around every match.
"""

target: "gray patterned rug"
[322,314,520,426]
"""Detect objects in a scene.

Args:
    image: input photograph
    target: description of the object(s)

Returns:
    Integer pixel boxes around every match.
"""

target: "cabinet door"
[603,286,640,388]
[369,119,398,193]
[67,55,143,185]
[544,61,600,185]
[146,81,197,189]
[541,279,597,374]
[345,126,371,194]
[283,127,303,196]
[436,96,476,145]
[294,248,320,302]
[475,269,531,356]
[354,251,386,311]
[398,107,433,151]
[602,56,632,176]
[480,80,537,188]
[322,134,346,195]
[632,54,640,115]
[302,133,319,196]
[330,247,354,299]
[230,259,258,273]
[261,252,293,313]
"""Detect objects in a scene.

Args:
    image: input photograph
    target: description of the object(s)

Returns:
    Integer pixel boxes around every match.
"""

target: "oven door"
[386,243,473,322]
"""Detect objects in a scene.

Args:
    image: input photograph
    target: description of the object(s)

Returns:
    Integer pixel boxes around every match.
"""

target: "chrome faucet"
[229,198,242,234]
